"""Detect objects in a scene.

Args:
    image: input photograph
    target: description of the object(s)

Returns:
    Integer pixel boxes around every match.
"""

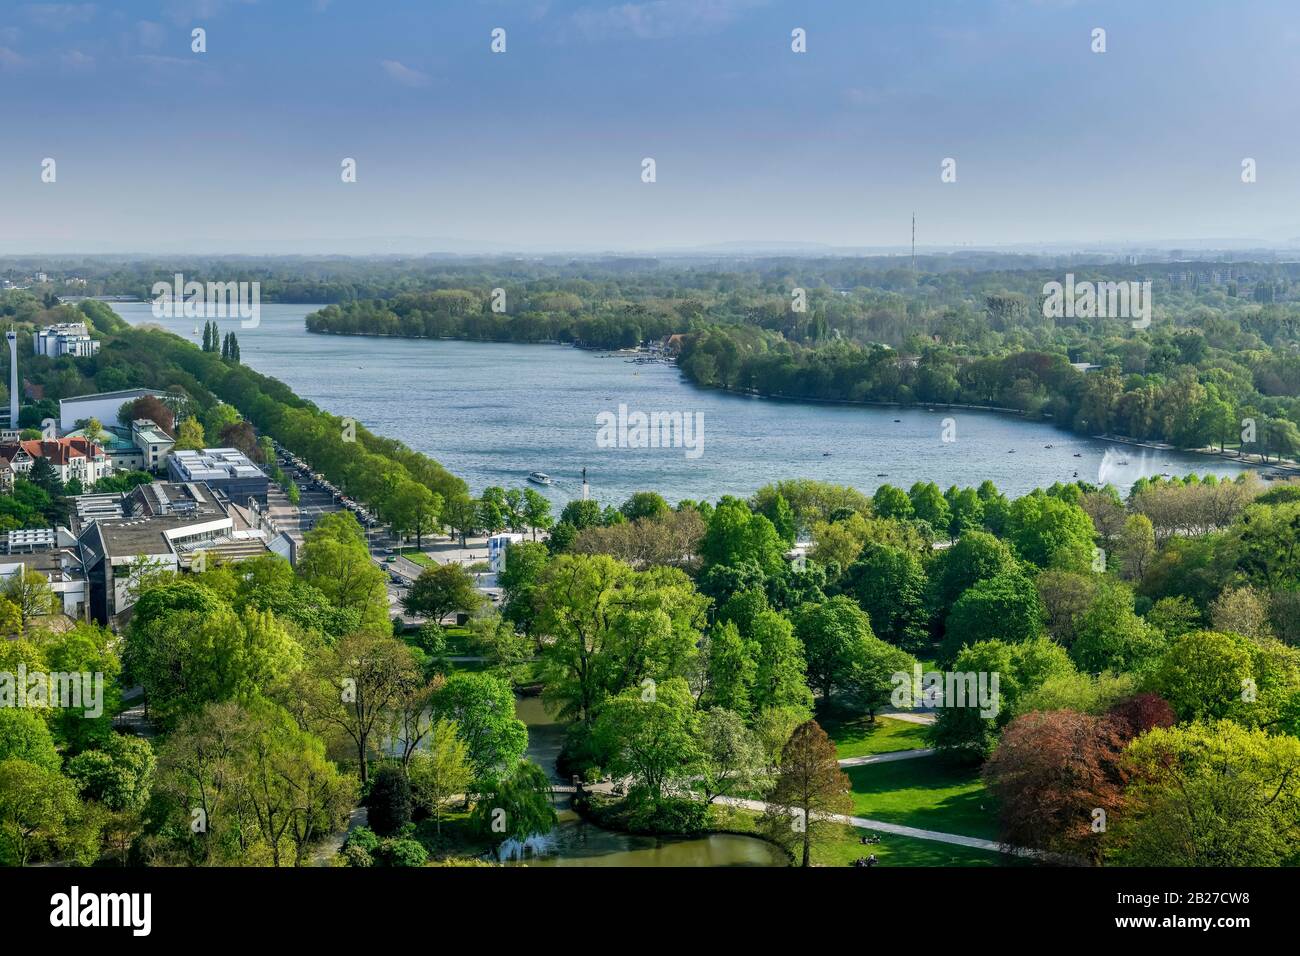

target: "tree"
[471,760,557,853]
[429,671,527,776]
[700,498,786,576]
[128,394,175,435]
[1106,692,1175,739]
[442,494,479,548]
[521,488,553,541]
[292,630,420,785]
[872,484,913,520]
[497,540,550,638]
[408,719,474,833]
[843,543,930,652]
[1117,513,1156,581]
[795,595,912,712]
[533,554,706,724]
[698,620,757,716]
[0,709,61,772]
[620,491,670,522]
[908,481,950,533]
[941,571,1045,661]
[3,571,57,632]
[593,678,701,801]
[124,593,302,730]
[1210,585,1273,640]
[750,609,814,712]
[1069,582,1167,675]
[929,637,1075,759]
[173,417,206,452]
[297,511,390,629]
[1005,493,1096,570]
[1150,630,1300,731]
[367,764,412,835]
[66,733,155,813]
[698,708,766,803]
[387,482,442,549]
[402,562,483,627]
[762,720,852,867]
[982,710,1128,863]
[0,759,88,866]
[1110,720,1300,866]
[929,530,1017,617]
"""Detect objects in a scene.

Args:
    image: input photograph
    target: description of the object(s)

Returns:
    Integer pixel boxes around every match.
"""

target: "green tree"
[941,571,1045,661]
[407,719,474,833]
[593,678,701,801]
[430,671,528,776]
[402,562,483,627]
[471,760,557,853]
[1110,720,1300,866]
[762,720,852,867]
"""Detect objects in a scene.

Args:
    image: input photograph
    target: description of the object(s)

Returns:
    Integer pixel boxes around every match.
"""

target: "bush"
[367,766,412,835]
[343,826,380,854]
[340,844,373,867]
[376,837,428,868]
[622,789,708,835]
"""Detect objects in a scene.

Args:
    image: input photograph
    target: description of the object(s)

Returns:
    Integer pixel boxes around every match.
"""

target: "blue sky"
[2,0,1299,252]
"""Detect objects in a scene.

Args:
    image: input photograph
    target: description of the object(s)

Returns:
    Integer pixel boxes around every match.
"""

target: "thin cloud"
[381,59,431,88]
[22,3,97,30]
[0,47,28,71]
[569,0,766,41]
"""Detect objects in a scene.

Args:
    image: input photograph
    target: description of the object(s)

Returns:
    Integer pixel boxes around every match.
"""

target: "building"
[59,388,169,433]
[131,419,175,472]
[73,481,273,624]
[167,447,269,506]
[0,436,111,486]
[64,426,144,473]
[487,532,524,573]
[33,322,100,358]
[0,548,88,619]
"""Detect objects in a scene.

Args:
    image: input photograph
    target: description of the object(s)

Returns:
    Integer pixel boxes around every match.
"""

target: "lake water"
[114,302,1254,505]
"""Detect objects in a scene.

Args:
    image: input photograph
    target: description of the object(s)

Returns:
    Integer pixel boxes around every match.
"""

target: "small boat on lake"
[527,472,554,486]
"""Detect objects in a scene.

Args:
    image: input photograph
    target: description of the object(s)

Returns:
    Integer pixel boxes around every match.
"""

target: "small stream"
[506,695,787,867]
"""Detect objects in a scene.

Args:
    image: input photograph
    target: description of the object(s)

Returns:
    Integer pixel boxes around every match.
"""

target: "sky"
[1,0,1299,254]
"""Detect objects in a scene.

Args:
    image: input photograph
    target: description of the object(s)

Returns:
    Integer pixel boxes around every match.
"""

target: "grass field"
[820,714,932,758]
[845,756,997,841]
[708,804,1008,867]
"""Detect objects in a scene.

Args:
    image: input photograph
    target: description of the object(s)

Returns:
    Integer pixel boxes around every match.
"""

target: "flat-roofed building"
[33,322,100,358]
[167,447,269,506]
[73,480,273,625]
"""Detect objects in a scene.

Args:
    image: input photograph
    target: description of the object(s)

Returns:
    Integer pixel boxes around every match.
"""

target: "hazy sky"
[2,0,1299,253]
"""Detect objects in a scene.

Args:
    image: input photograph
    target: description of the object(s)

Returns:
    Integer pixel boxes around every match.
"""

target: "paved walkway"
[879,708,937,726]
[712,795,1041,858]
[837,748,935,768]
[312,806,370,866]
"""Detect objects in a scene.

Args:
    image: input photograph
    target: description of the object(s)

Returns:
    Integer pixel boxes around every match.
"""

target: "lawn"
[845,756,998,841]
[398,549,438,568]
[708,804,1007,867]
[820,714,931,759]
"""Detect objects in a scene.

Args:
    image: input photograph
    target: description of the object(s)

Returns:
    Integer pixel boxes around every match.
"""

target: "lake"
[113,302,1254,505]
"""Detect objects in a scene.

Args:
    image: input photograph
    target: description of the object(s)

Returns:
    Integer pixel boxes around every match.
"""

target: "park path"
[837,748,935,768]
[711,795,1042,859]
[311,806,370,866]
[879,708,937,725]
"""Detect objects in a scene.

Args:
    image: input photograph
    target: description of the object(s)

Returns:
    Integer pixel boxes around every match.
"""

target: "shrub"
[367,766,412,835]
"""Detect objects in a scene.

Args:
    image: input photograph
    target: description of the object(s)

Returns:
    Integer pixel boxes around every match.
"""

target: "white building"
[33,322,100,358]
[487,533,525,574]
[0,437,111,486]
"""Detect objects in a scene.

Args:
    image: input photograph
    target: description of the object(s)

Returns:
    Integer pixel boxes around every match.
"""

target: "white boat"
[527,472,554,486]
